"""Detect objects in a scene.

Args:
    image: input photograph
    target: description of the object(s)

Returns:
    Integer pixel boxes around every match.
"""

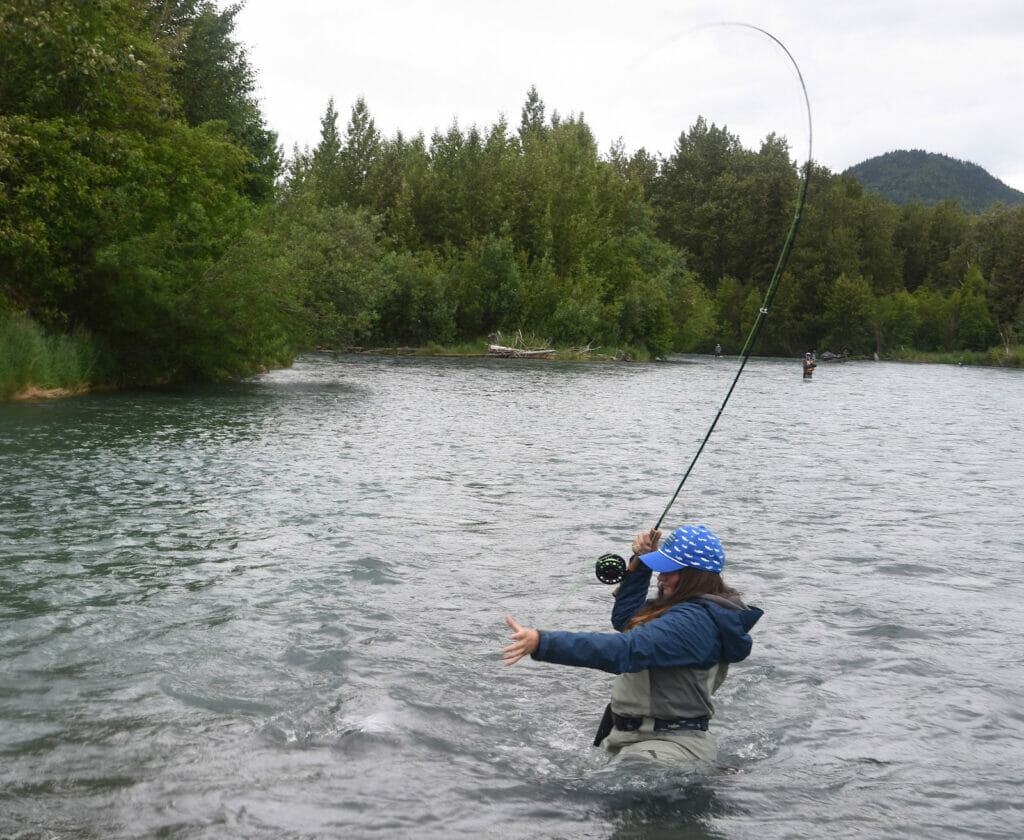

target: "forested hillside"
[4,2,1024,399]
[847,150,1024,213]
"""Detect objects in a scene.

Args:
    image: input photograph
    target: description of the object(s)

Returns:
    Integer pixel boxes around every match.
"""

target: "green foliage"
[148,0,280,200]
[309,97,344,206]
[276,92,719,356]
[546,276,606,345]
[267,199,388,349]
[986,345,1024,367]
[449,234,524,337]
[822,274,875,354]
[8,19,1024,401]
[972,205,1024,329]
[873,289,920,353]
[925,201,971,290]
[667,268,715,354]
[0,312,112,398]
[713,276,748,350]
[375,251,456,346]
[277,91,1023,362]
[157,206,305,379]
[953,265,996,351]
[1,0,170,125]
[88,119,274,379]
[340,97,382,208]
[1,115,101,319]
[1,0,289,391]
[419,338,489,356]
[912,284,953,351]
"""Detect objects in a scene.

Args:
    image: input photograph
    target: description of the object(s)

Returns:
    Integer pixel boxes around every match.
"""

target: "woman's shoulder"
[661,601,716,623]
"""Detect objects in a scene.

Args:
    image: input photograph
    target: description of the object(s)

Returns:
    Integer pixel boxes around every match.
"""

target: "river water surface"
[2,353,1023,839]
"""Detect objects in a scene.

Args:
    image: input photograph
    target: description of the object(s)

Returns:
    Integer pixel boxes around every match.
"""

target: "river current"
[2,353,1023,839]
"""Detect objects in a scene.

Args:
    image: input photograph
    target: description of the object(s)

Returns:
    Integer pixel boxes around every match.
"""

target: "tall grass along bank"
[0,314,111,401]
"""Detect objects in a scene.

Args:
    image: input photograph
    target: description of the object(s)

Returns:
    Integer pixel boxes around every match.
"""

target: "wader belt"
[612,713,709,732]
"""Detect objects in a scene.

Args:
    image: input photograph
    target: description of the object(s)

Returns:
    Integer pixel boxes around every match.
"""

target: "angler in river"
[503,526,763,764]
[803,352,817,378]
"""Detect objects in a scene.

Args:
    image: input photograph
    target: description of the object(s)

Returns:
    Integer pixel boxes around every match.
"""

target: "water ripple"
[2,356,1023,839]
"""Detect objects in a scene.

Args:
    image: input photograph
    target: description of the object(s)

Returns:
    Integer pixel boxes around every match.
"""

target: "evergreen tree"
[926,200,971,291]
[972,204,1024,339]
[147,0,280,199]
[310,97,344,206]
[339,96,382,207]
[518,85,546,143]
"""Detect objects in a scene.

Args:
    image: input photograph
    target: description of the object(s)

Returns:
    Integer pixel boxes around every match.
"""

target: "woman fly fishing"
[503,526,762,764]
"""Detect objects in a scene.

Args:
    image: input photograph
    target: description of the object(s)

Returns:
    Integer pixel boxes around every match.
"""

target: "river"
[2,352,1022,839]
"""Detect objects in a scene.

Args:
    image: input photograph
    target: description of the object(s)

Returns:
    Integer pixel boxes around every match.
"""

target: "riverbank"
[8,385,88,402]
[876,346,1024,367]
[330,342,1024,368]
[7,338,1023,403]
[333,336,652,362]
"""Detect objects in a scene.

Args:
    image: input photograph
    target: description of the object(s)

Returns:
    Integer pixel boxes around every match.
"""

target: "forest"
[3,0,1024,399]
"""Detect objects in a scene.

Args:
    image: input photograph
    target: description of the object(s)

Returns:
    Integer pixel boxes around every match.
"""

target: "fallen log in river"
[487,344,556,358]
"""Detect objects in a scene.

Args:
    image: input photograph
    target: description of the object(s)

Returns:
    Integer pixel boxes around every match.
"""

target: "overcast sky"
[231,0,1024,192]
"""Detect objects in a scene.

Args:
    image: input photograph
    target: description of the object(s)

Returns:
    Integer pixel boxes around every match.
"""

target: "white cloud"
[232,0,1024,191]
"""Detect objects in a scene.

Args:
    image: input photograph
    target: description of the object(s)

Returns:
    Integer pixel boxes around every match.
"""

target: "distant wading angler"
[503,526,763,764]
[802,352,816,378]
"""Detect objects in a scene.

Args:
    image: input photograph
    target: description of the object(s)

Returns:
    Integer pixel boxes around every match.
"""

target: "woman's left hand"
[632,528,661,557]
[502,615,539,666]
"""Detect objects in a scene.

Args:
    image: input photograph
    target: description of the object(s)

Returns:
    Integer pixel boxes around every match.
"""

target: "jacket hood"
[697,595,764,663]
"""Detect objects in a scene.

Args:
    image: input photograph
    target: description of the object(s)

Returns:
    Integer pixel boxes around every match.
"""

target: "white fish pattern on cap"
[658,525,724,571]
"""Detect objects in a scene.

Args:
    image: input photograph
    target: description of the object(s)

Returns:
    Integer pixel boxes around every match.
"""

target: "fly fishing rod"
[596,23,813,586]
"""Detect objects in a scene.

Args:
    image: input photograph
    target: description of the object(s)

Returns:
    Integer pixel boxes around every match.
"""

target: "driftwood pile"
[487,343,556,358]
[486,330,555,358]
[486,332,596,359]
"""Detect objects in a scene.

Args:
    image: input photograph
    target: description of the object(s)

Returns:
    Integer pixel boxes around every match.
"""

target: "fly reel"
[594,553,627,585]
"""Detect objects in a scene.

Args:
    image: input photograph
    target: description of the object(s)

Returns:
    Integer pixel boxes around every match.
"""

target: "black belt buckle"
[611,713,642,732]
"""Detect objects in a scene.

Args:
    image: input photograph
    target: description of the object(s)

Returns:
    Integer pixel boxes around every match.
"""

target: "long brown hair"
[625,568,739,630]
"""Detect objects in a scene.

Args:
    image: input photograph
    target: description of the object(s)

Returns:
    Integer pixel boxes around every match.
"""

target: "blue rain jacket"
[533,564,762,674]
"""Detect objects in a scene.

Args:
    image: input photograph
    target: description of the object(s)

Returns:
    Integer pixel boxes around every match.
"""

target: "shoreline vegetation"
[324,342,1023,368]
[4,317,1021,403]
[0,314,111,402]
[5,4,1024,404]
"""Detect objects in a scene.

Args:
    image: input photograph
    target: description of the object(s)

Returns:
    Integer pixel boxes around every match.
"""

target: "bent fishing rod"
[595,23,813,586]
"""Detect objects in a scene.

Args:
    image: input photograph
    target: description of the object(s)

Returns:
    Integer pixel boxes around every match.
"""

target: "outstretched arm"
[502,615,540,666]
[504,528,661,665]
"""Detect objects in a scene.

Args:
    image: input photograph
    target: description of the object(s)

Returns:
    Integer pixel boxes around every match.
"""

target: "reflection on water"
[2,353,1023,839]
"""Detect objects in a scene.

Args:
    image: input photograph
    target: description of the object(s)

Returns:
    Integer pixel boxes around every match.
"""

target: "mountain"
[844,149,1024,214]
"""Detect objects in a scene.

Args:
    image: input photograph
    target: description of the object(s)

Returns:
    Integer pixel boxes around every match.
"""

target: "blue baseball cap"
[639,525,725,573]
